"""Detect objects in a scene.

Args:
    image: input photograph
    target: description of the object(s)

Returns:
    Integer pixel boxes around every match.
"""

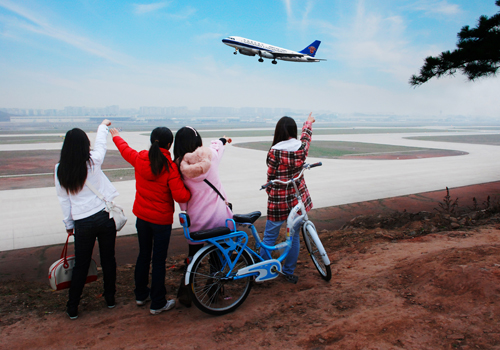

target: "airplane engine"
[239,49,256,56]
[259,51,274,59]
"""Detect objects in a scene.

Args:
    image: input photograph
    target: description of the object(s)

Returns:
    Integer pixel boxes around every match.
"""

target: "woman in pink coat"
[173,126,232,306]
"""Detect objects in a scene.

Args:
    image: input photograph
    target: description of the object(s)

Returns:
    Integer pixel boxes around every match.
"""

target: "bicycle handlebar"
[260,162,322,190]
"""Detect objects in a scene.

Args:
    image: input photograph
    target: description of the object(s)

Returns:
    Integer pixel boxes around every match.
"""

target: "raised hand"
[306,112,315,124]
[110,128,120,137]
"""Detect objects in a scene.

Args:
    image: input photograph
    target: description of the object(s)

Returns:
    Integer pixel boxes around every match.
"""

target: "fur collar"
[180,146,212,179]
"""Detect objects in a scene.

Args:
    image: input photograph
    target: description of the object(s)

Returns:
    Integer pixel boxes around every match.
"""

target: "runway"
[1,127,499,251]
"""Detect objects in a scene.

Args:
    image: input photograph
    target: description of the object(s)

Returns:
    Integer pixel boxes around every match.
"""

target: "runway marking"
[0,167,134,178]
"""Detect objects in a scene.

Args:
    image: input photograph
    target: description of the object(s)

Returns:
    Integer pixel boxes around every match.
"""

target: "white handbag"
[86,182,128,231]
[48,233,98,291]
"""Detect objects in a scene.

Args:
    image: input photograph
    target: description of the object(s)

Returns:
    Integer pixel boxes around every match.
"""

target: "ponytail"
[149,127,174,176]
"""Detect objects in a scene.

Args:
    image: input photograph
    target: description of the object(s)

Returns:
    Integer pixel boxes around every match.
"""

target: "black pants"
[67,210,117,310]
[134,218,172,310]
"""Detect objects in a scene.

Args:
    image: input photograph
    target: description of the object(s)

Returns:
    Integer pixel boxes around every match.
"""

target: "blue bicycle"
[179,162,330,315]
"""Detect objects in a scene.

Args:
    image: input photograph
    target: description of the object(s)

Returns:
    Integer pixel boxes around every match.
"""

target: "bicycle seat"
[190,227,232,240]
[233,211,261,224]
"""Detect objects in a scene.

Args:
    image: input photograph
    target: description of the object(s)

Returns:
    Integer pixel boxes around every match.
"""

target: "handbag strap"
[62,232,73,268]
[86,181,113,215]
[203,179,226,202]
[85,181,106,202]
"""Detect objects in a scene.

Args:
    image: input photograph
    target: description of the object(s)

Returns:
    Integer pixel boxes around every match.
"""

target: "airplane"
[222,36,326,64]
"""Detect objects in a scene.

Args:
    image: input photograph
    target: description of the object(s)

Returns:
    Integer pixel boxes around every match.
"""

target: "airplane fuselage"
[222,36,324,63]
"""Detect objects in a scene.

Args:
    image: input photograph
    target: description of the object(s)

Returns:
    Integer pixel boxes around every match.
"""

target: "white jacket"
[55,125,119,230]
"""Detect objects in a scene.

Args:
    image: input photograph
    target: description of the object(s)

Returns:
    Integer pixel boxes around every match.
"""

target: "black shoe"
[284,274,299,284]
[105,296,115,309]
[66,307,78,320]
[177,279,192,308]
[178,293,192,308]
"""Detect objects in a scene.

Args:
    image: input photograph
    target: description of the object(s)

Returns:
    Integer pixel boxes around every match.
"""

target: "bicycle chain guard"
[236,259,282,282]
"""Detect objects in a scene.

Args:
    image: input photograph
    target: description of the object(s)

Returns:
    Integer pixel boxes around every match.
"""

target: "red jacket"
[113,136,191,225]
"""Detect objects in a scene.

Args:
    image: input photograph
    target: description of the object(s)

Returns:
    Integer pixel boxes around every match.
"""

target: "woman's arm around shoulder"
[110,128,138,167]
[168,161,191,203]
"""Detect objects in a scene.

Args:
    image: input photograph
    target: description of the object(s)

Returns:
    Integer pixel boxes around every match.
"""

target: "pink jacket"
[179,140,232,235]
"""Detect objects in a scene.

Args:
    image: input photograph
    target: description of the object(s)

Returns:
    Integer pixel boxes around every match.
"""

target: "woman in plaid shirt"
[261,113,315,283]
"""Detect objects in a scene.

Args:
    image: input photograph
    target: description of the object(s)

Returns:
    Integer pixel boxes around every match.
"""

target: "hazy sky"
[0,0,498,117]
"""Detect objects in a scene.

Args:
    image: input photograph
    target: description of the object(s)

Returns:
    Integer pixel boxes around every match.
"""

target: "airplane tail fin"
[299,40,321,57]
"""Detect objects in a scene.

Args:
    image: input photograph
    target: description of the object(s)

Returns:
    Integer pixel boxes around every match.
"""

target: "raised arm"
[300,113,314,156]
[111,128,139,167]
[209,137,230,165]
[91,119,111,165]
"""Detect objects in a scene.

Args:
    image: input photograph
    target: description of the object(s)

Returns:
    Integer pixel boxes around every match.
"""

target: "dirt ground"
[1,207,499,350]
[1,149,499,349]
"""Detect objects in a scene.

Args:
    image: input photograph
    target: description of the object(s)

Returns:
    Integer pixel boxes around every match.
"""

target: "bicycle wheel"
[302,224,332,281]
[188,245,253,315]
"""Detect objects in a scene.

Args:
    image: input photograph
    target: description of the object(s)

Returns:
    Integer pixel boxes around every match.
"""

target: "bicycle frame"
[181,216,286,284]
[180,162,325,285]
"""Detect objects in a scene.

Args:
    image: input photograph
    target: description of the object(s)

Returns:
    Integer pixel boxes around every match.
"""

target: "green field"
[0,135,65,144]
[138,128,462,140]
[0,127,461,143]
[234,140,446,158]
[198,128,461,139]
[406,134,500,146]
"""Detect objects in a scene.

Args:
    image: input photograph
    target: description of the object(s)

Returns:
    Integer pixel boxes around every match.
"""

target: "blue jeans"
[260,219,301,275]
[135,218,172,310]
[68,209,116,310]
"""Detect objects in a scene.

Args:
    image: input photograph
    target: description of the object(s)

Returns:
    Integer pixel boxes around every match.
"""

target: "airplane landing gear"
[272,60,277,65]
[258,58,264,62]
[234,49,238,55]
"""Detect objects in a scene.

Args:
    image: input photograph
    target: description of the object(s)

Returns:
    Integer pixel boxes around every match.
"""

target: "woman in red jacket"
[111,127,191,315]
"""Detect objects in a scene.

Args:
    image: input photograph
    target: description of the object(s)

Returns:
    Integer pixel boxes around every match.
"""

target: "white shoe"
[150,299,175,315]
[136,296,150,306]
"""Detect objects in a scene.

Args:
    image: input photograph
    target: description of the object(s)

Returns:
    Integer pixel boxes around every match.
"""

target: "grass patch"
[406,134,500,146]
[0,150,130,176]
[234,140,444,158]
[0,136,65,144]
[197,128,459,139]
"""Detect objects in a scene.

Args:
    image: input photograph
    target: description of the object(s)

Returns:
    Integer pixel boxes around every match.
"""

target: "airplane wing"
[271,52,307,58]
[271,52,326,61]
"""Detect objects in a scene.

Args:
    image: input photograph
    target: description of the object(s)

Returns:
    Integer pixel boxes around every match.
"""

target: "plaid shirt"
[266,121,313,221]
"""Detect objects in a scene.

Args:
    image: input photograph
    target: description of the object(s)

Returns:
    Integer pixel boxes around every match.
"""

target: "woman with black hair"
[261,113,315,284]
[173,126,232,255]
[110,127,190,315]
[55,119,118,320]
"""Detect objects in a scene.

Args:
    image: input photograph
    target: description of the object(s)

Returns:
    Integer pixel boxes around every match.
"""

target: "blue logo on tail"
[299,40,321,57]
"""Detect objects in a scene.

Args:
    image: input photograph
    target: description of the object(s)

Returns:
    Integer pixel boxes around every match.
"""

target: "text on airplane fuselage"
[240,38,288,54]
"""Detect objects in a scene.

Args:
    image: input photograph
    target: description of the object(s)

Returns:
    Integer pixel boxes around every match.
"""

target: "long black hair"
[271,116,297,148]
[173,126,202,177]
[149,127,174,176]
[57,128,93,195]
